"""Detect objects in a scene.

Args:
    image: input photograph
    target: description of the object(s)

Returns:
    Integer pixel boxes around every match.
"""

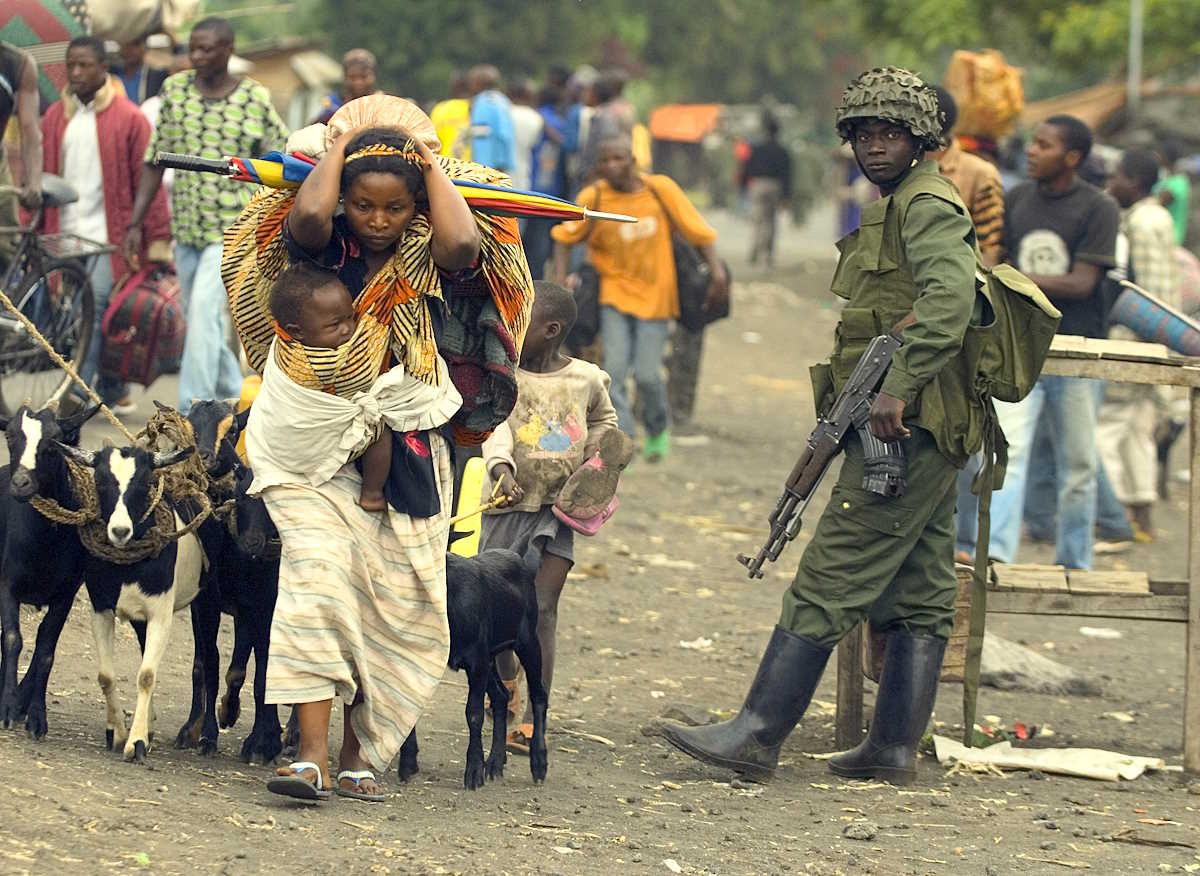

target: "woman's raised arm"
[416,139,482,271]
[287,129,359,253]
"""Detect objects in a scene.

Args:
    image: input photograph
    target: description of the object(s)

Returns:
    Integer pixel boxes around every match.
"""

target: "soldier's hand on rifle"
[491,463,524,507]
[869,391,910,442]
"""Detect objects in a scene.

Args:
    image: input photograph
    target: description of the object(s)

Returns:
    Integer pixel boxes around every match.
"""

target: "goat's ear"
[151,446,195,470]
[53,440,97,468]
[152,400,174,414]
[233,405,252,434]
[59,400,101,434]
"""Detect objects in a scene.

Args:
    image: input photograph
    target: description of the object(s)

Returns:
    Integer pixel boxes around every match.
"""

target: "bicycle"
[0,174,109,416]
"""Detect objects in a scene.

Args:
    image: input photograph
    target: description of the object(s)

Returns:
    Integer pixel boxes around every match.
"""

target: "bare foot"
[358,491,387,512]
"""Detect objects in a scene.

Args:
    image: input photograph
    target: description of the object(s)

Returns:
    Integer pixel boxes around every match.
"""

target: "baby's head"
[520,280,578,365]
[269,262,356,348]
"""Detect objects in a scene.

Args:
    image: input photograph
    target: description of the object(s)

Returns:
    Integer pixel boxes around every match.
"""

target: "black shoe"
[828,630,946,785]
[660,626,830,780]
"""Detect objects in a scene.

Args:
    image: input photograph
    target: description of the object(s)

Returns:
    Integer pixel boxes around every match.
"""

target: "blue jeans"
[600,306,669,437]
[1024,387,1135,542]
[175,243,242,413]
[78,255,128,403]
[988,375,1101,569]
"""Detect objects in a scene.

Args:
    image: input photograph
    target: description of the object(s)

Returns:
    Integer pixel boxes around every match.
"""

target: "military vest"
[817,161,980,467]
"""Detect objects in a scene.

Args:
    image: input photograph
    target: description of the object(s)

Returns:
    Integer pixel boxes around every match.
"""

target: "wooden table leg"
[836,624,865,749]
[1186,388,1200,773]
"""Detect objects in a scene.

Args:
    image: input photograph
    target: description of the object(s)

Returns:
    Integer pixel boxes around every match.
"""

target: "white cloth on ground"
[246,339,463,495]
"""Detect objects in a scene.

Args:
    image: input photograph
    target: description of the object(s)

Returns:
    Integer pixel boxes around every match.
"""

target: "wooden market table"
[834,337,1200,773]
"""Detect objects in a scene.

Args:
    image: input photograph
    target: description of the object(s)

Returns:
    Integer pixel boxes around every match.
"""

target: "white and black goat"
[56,440,217,762]
[0,402,100,738]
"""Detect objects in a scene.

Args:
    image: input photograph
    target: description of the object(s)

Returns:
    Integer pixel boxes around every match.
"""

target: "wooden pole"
[1127,0,1144,121]
[835,624,865,749]
[1184,387,1200,772]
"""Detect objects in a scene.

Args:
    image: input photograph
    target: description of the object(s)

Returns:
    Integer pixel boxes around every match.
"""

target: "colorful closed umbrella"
[153,151,636,224]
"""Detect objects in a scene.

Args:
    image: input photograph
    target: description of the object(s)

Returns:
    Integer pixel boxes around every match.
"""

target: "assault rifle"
[738,332,907,579]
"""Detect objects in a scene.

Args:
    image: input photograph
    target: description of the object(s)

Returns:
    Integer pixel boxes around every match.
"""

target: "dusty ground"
[0,207,1198,875]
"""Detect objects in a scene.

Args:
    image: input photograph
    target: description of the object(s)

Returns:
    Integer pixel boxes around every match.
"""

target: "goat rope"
[29,407,214,565]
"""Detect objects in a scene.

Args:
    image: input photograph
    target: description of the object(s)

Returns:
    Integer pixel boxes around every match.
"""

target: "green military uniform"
[660,67,988,786]
[779,160,978,647]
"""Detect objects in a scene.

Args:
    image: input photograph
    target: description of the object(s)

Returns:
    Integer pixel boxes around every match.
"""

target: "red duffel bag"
[101,264,186,387]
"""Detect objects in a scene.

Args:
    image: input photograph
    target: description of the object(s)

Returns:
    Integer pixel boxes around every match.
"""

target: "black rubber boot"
[828,630,946,785]
[660,626,831,780]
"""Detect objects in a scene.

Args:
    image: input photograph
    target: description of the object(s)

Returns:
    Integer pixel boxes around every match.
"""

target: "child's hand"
[491,463,523,507]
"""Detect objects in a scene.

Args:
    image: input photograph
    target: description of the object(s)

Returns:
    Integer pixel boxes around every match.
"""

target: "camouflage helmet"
[835,66,943,151]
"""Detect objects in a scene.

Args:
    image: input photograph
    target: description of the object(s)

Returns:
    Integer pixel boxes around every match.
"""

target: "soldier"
[661,67,980,785]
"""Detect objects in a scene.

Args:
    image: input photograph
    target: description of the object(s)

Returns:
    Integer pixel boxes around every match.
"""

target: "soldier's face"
[851,120,920,188]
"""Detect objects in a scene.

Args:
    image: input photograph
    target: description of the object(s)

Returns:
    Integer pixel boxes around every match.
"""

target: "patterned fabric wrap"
[221,153,533,444]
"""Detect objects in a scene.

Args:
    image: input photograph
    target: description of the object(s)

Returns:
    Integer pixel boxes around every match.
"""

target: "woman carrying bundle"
[228,98,533,801]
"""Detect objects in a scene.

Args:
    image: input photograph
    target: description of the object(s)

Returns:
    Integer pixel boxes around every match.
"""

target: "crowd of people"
[0,16,1196,801]
[938,104,1193,571]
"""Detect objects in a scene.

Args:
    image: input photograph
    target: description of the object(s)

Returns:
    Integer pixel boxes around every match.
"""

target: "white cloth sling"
[246,340,463,495]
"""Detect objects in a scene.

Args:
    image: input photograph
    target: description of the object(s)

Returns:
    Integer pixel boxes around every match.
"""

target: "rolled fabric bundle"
[1176,246,1200,316]
[1110,280,1200,356]
[325,94,441,152]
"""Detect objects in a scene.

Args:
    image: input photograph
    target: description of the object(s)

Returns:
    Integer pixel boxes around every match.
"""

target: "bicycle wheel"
[0,257,94,416]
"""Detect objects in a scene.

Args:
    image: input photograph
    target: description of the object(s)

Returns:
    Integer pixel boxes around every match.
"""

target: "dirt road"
[0,208,1197,875]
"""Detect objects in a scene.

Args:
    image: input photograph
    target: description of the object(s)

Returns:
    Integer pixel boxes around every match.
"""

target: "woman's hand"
[491,463,523,507]
[413,136,438,174]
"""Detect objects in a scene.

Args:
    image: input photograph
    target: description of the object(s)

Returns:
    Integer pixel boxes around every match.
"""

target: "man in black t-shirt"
[987,115,1120,570]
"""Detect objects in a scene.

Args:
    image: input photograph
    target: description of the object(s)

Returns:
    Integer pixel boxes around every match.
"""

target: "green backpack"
[965,260,1062,403]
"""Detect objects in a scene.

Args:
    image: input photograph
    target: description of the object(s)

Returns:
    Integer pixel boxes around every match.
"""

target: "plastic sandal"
[266,760,331,800]
[336,769,387,802]
[506,722,534,757]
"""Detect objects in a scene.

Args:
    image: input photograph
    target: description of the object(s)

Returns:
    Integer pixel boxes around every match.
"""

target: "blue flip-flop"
[336,769,387,802]
[267,761,331,801]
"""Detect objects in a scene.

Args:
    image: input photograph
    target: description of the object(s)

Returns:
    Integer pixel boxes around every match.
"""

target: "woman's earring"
[911,157,919,167]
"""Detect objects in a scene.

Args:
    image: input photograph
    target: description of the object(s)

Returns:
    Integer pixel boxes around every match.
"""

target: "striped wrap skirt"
[262,435,452,770]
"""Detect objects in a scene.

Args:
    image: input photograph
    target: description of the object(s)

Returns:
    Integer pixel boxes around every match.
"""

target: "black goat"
[0,402,99,738]
[214,461,284,764]
[171,400,257,757]
[172,400,285,763]
[57,441,217,762]
[398,548,548,789]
